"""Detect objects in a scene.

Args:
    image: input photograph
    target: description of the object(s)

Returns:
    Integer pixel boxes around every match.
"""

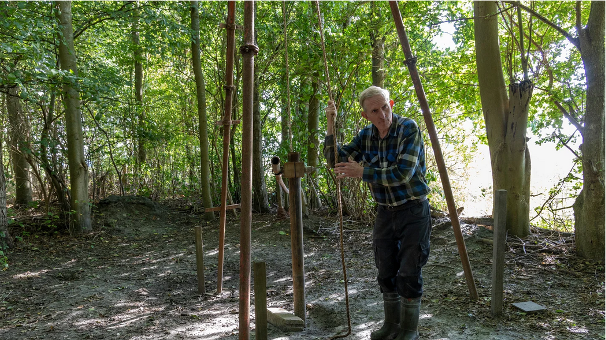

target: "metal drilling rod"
[217,0,236,294]
[389,1,478,300]
[239,1,257,339]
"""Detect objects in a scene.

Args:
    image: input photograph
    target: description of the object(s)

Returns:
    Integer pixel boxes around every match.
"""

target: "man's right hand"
[325,100,336,135]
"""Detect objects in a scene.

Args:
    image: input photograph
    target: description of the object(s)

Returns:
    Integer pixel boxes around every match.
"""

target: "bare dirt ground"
[1,195,604,340]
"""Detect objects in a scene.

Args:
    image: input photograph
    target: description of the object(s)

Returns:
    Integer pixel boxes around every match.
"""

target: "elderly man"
[324,86,431,340]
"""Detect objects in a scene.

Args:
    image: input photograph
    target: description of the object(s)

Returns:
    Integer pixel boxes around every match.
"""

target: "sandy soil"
[0,195,604,340]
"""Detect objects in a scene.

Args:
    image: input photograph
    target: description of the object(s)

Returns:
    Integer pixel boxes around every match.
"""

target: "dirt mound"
[94,195,169,236]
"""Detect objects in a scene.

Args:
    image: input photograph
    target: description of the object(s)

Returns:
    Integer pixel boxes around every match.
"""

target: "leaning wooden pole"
[389,1,478,300]
[217,1,237,294]
[239,1,257,339]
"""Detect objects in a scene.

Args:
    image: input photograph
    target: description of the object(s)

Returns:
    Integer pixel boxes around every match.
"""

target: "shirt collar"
[371,113,399,140]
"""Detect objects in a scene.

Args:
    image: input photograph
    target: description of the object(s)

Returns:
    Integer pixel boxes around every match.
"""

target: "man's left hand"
[335,158,363,178]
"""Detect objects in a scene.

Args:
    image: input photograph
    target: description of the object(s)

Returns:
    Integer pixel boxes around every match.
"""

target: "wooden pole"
[389,1,478,300]
[195,226,205,294]
[217,0,236,294]
[239,1,257,339]
[287,152,306,322]
[254,262,268,340]
[491,190,507,316]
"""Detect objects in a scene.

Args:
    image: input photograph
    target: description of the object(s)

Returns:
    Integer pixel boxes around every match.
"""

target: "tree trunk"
[191,1,215,220]
[1,95,13,250]
[475,1,531,237]
[574,1,605,259]
[230,52,241,202]
[307,75,322,209]
[132,0,145,166]
[7,86,32,206]
[56,1,91,233]
[370,2,385,88]
[252,69,270,213]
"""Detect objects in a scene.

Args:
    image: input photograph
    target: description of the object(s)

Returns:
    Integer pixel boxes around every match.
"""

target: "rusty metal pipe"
[239,1,257,339]
[389,1,478,300]
[217,0,237,294]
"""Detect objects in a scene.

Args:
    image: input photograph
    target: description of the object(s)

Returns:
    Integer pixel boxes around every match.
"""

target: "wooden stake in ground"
[254,262,268,340]
[492,190,507,316]
[284,152,306,322]
[195,226,205,294]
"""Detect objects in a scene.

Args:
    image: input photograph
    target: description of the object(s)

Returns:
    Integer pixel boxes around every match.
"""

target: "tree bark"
[252,69,270,213]
[191,1,215,220]
[370,1,385,88]
[574,1,605,259]
[132,0,145,166]
[56,1,91,233]
[1,95,13,250]
[475,1,531,237]
[7,86,32,206]
[307,75,322,209]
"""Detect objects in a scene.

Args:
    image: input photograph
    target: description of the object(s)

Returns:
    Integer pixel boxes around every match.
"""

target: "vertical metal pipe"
[253,262,267,340]
[195,226,205,294]
[389,1,478,300]
[288,152,306,322]
[217,0,237,294]
[239,1,257,339]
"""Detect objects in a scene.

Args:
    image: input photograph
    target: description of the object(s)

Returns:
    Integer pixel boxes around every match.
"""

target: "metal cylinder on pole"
[239,1,257,339]
[389,1,478,300]
[217,0,237,294]
[286,152,305,322]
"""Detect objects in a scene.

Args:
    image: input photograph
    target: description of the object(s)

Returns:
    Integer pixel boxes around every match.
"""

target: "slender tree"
[370,1,385,88]
[474,1,532,237]
[1,95,12,250]
[252,69,270,213]
[56,1,91,232]
[191,0,215,220]
[7,86,32,206]
[132,0,145,166]
[306,75,322,209]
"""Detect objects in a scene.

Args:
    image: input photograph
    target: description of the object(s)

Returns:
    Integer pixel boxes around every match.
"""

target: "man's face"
[361,94,392,134]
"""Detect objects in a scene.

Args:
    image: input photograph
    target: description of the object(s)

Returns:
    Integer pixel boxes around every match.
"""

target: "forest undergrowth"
[0,196,604,340]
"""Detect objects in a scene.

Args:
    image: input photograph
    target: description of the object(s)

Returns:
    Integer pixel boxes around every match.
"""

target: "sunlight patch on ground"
[114,301,146,308]
[273,275,294,283]
[567,326,589,334]
[12,269,49,279]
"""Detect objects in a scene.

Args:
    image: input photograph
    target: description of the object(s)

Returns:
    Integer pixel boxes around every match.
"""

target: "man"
[324,86,431,340]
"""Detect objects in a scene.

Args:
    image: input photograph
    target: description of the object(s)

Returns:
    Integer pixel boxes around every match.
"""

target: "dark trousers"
[373,199,431,298]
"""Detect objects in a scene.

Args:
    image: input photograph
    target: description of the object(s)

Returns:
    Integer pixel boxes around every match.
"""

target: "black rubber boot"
[370,292,400,340]
[394,296,421,340]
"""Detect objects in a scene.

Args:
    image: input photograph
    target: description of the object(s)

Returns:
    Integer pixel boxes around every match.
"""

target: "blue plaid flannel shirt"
[324,113,430,207]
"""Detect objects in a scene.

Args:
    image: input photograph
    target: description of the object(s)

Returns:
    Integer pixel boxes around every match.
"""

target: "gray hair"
[359,86,390,111]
